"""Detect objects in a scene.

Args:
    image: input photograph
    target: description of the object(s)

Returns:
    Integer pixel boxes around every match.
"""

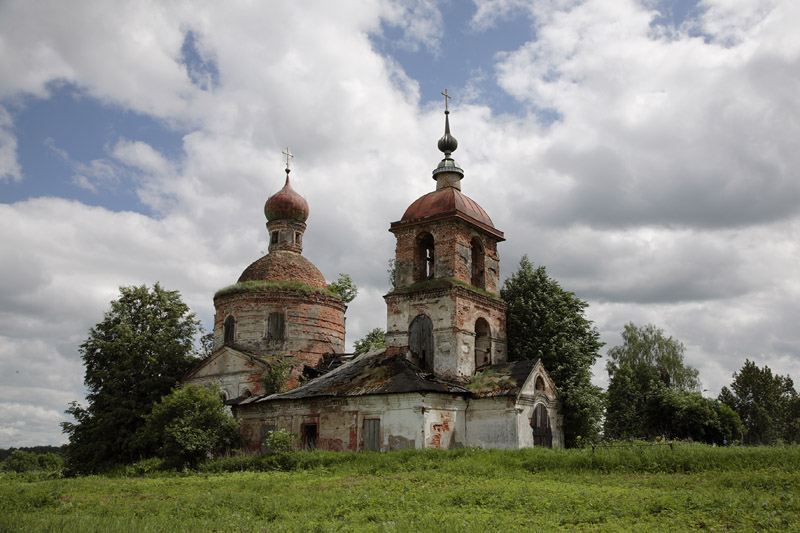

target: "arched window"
[535,376,546,392]
[409,314,434,372]
[223,315,236,345]
[474,318,491,370]
[531,404,553,448]
[414,232,435,283]
[470,237,485,289]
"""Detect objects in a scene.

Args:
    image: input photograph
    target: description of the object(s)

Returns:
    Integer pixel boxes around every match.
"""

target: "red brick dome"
[238,251,327,289]
[401,187,495,229]
[264,174,309,222]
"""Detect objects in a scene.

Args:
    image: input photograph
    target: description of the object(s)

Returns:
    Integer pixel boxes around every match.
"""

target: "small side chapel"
[185,92,564,451]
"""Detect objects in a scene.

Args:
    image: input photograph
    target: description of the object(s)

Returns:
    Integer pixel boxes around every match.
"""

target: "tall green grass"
[188,444,800,476]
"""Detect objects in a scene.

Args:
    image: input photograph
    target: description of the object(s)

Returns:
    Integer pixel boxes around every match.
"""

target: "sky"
[1,0,798,447]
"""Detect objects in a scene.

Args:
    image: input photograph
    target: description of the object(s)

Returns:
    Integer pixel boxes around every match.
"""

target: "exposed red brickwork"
[390,219,501,295]
[238,251,328,289]
[214,288,346,369]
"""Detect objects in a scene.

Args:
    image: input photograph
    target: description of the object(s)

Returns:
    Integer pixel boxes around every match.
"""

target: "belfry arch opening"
[409,314,434,372]
[470,237,485,289]
[474,318,491,370]
[223,315,236,345]
[415,232,435,282]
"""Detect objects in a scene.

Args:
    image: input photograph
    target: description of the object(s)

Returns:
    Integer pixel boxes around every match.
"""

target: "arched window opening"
[474,318,491,370]
[409,314,434,372]
[531,404,553,448]
[414,233,435,282]
[535,376,546,392]
[242,389,252,398]
[470,237,485,289]
[223,315,236,345]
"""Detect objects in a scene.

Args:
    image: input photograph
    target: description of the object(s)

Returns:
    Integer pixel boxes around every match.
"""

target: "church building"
[185,93,563,451]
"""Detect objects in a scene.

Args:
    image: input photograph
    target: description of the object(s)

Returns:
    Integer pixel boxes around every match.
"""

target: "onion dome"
[264,169,309,222]
[238,251,328,290]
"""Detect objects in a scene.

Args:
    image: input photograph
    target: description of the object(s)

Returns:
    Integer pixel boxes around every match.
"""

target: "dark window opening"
[295,231,301,245]
[535,376,546,392]
[531,404,553,448]
[223,315,235,345]
[242,389,252,398]
[270,231,278,245]
[470,237,485,289]
[363,419,380,451]
[267,312,285,340]
[302,423,317,450]
[414,233,435,282]
[474,318,491,370]
[409,314,434,372]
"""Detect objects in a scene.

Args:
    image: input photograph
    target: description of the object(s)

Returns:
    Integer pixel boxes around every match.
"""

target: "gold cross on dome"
[282,147,294,170]
[442,89,451,111]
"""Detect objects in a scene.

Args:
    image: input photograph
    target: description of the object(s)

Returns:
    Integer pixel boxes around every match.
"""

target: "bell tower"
[384,90,507,378]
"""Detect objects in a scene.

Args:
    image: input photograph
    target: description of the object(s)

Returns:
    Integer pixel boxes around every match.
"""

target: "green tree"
[61,283,203,474]
[646,387,742,444]
[501,256,604,447]
[719,359,799,445]
[353,328,386,355]
[605,323,701,440]
[139,384,239,468]
[328,273,358,304]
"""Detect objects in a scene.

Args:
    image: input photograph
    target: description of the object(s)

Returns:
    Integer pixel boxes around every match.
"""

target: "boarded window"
[474,318,491,370]
[363,419,380,451]
[302,423,317,451]
[267,312,285,339]
[223,315,235,345]
[409,314,434,372]
[470,237,485,289]
[531,404,553,448]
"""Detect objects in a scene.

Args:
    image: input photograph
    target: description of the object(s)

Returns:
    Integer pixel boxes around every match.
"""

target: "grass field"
[2,445,799,531]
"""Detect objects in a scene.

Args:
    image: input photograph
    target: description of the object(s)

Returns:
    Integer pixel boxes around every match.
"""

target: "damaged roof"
[467,360,538,398]
[238,349,468,404]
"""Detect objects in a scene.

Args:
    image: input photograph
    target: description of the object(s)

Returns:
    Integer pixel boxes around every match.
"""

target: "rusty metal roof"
[391,187,504,240]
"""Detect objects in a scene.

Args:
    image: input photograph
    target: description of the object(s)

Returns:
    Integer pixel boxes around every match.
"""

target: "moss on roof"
[386,277,501,300]
[214,280,340,299]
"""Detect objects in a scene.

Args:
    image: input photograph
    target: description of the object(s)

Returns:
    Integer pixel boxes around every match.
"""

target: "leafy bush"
[140,384,240,468]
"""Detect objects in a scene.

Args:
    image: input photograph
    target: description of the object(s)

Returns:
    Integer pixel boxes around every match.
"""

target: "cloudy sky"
[2,0,799,447]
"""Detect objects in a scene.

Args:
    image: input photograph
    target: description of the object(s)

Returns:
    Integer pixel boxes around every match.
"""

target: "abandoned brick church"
[185,95,564,451]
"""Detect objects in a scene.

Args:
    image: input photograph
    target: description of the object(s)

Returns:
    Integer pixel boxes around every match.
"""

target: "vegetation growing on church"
[214,279,339,299]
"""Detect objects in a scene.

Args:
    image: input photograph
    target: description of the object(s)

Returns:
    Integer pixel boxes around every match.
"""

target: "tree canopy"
[604,323,739,443]
[501,256,604,447]
[61,283,203,474]
[719,359,800,445]
[353,328,386,355]
[328,273,358,304]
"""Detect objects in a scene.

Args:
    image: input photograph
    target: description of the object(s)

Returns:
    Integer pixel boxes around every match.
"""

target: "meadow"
[2,445,798,532]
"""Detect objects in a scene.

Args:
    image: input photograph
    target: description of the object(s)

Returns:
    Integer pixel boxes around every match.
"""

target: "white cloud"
[0,106,21,182]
